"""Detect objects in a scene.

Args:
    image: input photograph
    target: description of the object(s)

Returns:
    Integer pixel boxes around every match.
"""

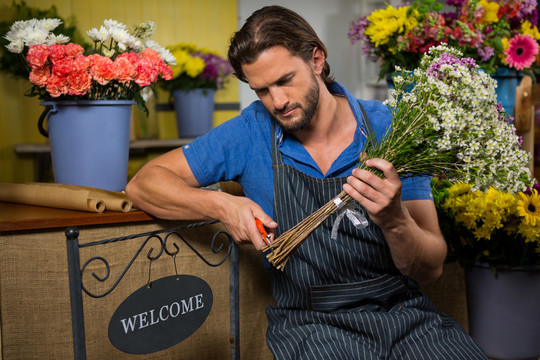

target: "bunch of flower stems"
[263,82,459,270]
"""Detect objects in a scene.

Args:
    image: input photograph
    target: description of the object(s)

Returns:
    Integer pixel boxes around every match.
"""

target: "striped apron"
[265,107,487,359]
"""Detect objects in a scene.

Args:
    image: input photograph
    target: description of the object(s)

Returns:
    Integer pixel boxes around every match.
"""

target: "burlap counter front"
[0,220,275,359]
[0,217,469,359]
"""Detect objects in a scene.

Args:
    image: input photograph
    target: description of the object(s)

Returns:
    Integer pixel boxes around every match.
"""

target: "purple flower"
[426,53,478,80]
[517,0,538,23]
[446,0,466,7]
[348,17,368,45]
[523,182,540,195]
[478,46,495,62]
[192,52,233,89]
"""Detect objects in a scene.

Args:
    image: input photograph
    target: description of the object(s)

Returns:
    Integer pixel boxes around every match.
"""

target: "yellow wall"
[0,0,239,183]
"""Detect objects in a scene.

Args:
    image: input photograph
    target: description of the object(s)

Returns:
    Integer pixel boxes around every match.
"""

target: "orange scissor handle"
[255,219,272,245]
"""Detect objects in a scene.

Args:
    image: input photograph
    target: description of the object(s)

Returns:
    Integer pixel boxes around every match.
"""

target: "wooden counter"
[0,201,274,360]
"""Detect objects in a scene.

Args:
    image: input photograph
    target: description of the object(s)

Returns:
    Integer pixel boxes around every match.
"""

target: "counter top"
[0,201,155,232]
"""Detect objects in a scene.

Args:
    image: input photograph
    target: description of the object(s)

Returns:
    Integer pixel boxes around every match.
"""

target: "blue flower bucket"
[39,100,134,192]
[173,89,215,138]
[491,68,523,116]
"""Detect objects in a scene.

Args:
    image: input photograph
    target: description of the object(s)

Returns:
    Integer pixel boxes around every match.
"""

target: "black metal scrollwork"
[77,220,233,298]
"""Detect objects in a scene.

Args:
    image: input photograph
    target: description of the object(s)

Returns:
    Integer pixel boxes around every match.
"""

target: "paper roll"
[33,183,133,212]
[0,183,133,213]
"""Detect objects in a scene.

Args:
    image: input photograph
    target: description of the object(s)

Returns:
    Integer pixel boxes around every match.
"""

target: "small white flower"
[161,48,177,65]
[5,39,24,53]
[50,34,70,44]
[104,19,127,30]
[110,27,130,47]
[39,18,62,32]
[24,27,49,46]
[87,26,111,42]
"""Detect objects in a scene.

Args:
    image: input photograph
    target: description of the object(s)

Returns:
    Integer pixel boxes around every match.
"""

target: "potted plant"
[348,0,540,114]
[3,17,175,191]
[159,42,233,138]
[431,179,540,359]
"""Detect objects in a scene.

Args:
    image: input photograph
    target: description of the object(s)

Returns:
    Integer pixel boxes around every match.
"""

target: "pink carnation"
[26,45,49,69]
[52,58,74,77]
[72,55,91,72]
[135,57,158,86]
[29,65,51,87]
[64,43,84,58]
[116,52,139,64]
[46,74,68,98]
[141,48,162,65]
[67,71,92,96]
[114,53,138,83]
[158,62,173,80]
[140,48,173,80]
[47,44,66,64]
[88,54,116,85]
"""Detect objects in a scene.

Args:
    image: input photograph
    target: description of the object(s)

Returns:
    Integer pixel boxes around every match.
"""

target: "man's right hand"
[216,193,277,250]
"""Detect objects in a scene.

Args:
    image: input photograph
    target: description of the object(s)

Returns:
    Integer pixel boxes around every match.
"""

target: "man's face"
[242,46,320,133]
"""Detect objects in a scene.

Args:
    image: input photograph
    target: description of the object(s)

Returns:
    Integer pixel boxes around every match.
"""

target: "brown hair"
[228,5,334,85]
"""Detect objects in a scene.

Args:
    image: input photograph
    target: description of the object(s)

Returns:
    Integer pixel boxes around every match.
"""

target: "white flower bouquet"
[264,44,534,270]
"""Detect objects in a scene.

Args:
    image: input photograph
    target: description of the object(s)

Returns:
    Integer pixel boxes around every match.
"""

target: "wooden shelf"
[14,138,194,155]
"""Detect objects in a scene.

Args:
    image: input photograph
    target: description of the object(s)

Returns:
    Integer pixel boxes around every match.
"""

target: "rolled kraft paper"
[31,183,132,212]
[0,183,105,212]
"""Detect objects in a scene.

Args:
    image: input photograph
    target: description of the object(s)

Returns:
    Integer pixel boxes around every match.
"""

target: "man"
[126,5,487,359]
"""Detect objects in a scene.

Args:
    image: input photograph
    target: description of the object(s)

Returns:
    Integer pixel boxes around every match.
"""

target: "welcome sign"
[108,275,213,354]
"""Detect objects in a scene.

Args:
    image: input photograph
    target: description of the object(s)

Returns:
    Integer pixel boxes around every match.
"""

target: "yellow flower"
[184,57,205,78]
[516,189,540,226]
[521,21,540,41]
[500,37,510,65]
[447,181,472,197]
[364,5,418,47]
[168,46,205,79]
[517,222,540,243]
[478,0,500,24]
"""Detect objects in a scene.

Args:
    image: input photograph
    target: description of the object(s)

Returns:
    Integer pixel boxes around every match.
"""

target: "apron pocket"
[310,274,407,312]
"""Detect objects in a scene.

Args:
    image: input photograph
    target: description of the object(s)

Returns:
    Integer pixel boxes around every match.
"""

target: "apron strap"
[357,100,376,148]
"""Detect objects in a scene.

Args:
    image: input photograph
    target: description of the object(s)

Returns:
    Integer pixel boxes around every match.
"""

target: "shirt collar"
[274,81,367,177]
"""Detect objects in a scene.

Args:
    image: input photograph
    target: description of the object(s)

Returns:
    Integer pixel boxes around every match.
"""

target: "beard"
[272,72,320,134]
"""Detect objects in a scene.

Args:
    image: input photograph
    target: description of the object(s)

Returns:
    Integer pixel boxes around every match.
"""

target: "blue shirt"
[183,81,432,218]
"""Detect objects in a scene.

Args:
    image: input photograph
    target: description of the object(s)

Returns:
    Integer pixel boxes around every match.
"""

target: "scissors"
[255,219,272,245]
